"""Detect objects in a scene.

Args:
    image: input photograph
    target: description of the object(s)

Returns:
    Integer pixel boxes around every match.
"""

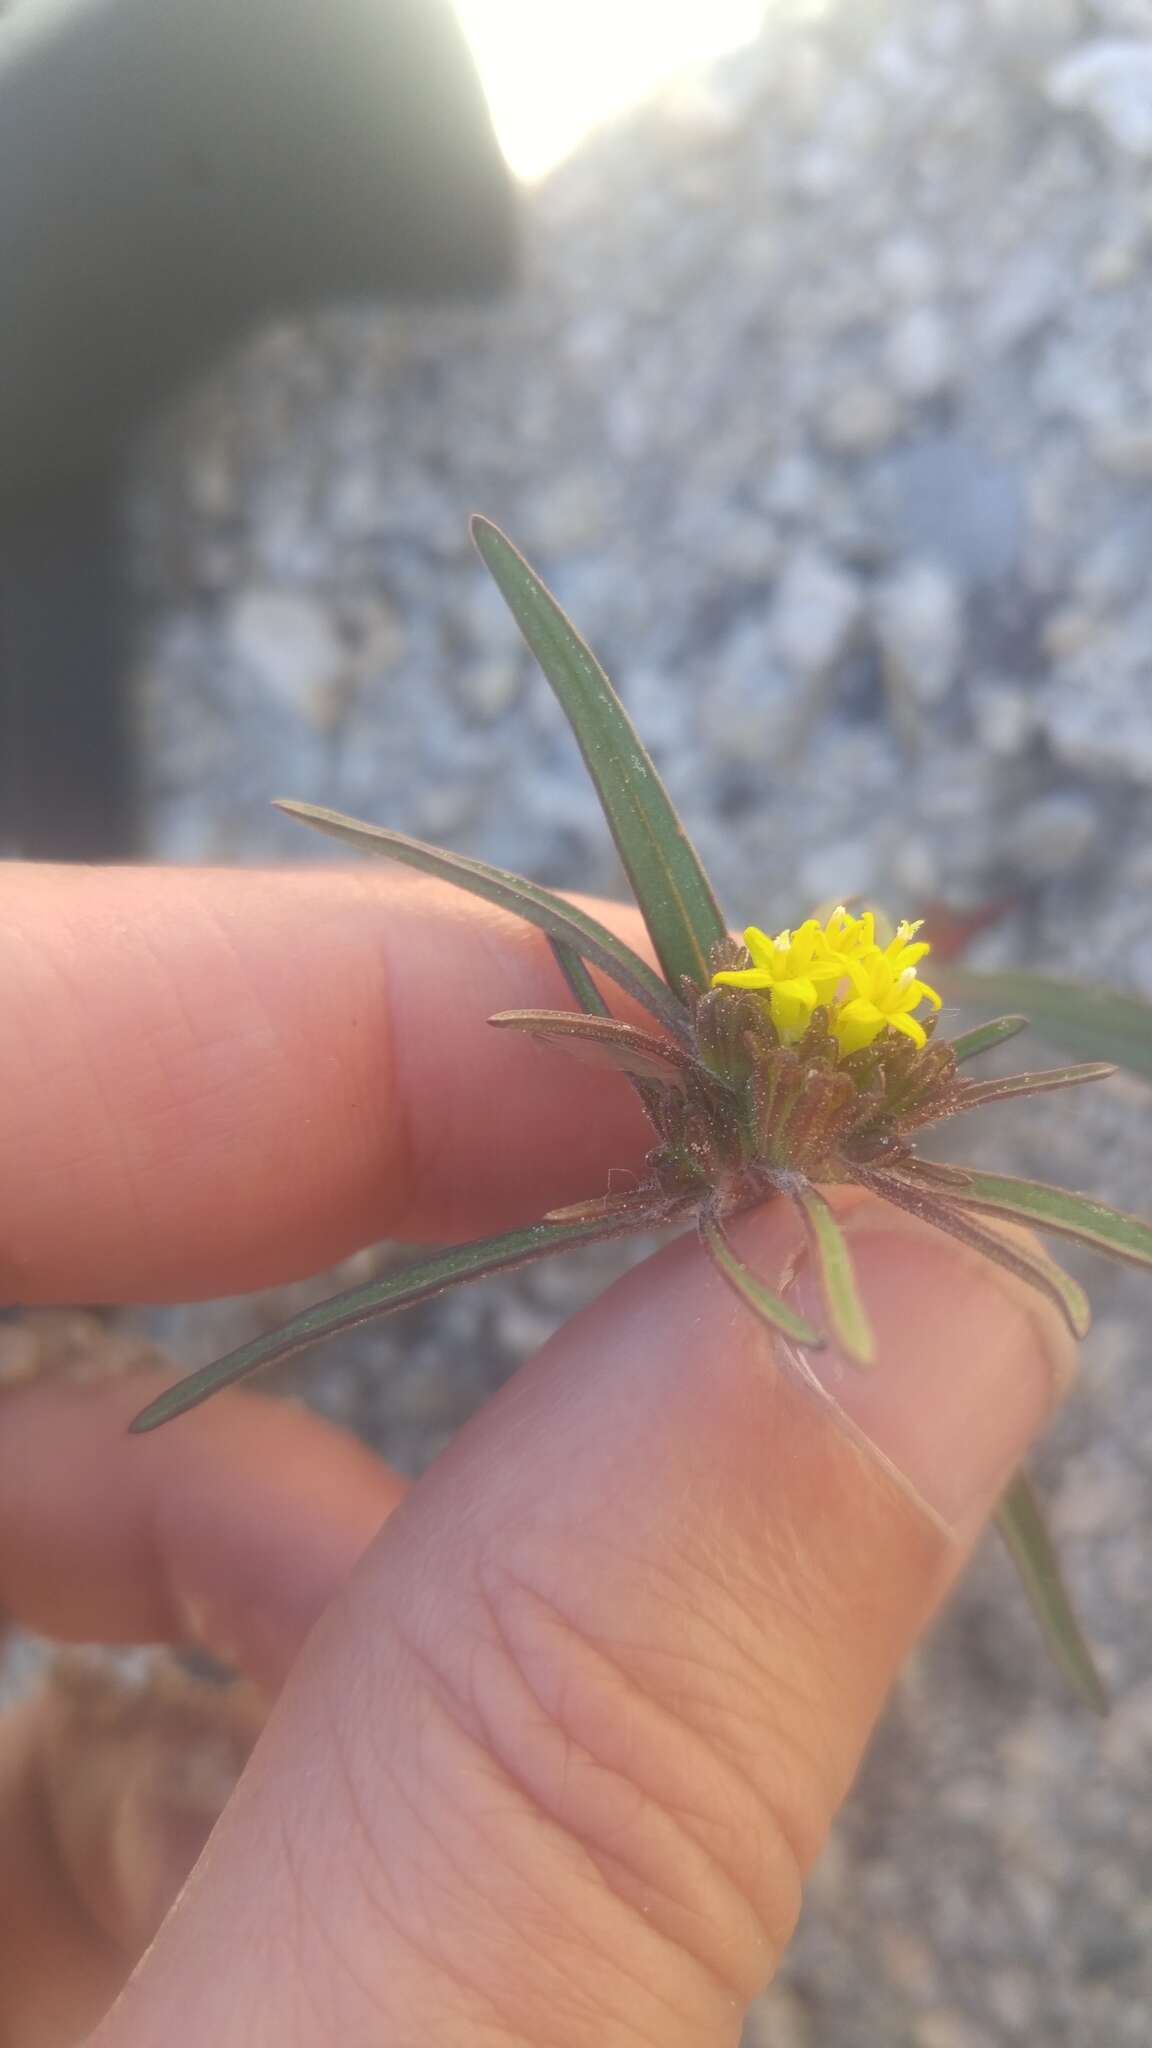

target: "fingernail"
[787,1201,1078,1531]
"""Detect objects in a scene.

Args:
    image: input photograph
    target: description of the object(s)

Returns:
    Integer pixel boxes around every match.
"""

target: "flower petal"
[887,1012,928,1046]
[712,968,774,990]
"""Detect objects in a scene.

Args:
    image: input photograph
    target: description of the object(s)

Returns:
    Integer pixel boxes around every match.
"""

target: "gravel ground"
[14,1,1152,2040]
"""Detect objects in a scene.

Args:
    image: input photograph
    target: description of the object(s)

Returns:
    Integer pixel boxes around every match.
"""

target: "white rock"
[885,307,956,399]
[1007,792,1098,877]
[876,233,943,302]
[769,548,865,677]
[798,838,877,910]
[983,0,1082,48]
[816,381,902,454]
[460,660,522,721]
[742,1983,814,2048]
[1087,2,1152,32]
[1093,421,1152,477]
[1046,41,1152,156]
[701,641,800,760]
[977,249,1065,353]
[889,832,941,900]
[1084,237,1143,289]
[874,560,965,706]
[1042,607,1099,661]
[915,2009,995,2048]
[970,678,1038,756]
[1073,525,1149,608]
[758,452,822,520]
[225,589,345,725]
[1044,656,1152,783]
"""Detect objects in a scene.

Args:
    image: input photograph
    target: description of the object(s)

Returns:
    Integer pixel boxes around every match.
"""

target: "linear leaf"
[948,1015,1030,1064]
[275,798,687,1038]
[902,1063,1120,1137]
[699,1208,826,1349]
[897,1158,974,1190]
[130,1213,660,1432]
[941,969,1152,1085]
[859,1167,1092,1339]
[791,1186,875,1366]
[489,1009,689,1086]
[950,1063,1114,1111]
[549,939,610,1017]
[547,938,668,1126]
[996,1472,1109,1714]
[471,518,728,992]
[950,1171,1152,1271]
[546,1189,678,1225]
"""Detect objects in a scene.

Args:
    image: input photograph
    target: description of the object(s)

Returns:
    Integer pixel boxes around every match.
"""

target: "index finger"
[0,864,653,1302]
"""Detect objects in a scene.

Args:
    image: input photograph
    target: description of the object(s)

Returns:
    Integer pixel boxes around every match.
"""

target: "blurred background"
[3,1,1152,2042]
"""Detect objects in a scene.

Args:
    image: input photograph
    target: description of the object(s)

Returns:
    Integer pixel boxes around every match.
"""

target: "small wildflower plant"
[133,520,1152,1711]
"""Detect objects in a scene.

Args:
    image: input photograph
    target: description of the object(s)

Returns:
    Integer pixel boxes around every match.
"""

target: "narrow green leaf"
[699,1208,826,1349]
[130,1213,660,1432]
[941,969,1152,1086]
[860,1167,1091,1339]
[547,939,667,1126]
[897,1158,974,1190]
[546,1189,679,1225]
[996,1472,1110,1714]
[275,798,687,1039]
[489,1009,689,1086]
[948,1015,1030,1064]
[549,939,610,1017]
[952,1171,1152,1271]
[791,1187,875,1366]
[950,1063,1114,1111]
[471,518,729,992]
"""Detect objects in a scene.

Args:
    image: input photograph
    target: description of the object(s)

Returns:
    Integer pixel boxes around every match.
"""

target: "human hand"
[0,864,1073,2047]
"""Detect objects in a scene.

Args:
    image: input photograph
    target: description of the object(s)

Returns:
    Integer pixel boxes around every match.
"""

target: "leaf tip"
[126,1394,176,1435]
[843,1323,877,1370]
[470,513,506,560]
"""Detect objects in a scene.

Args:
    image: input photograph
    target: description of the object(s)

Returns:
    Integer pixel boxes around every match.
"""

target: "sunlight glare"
[455,0,764,181]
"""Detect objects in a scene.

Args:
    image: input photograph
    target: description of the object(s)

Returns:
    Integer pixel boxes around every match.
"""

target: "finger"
[0,1661,267,2044]
[95,1200,1074,2048]
[0,864,652,1302]
[0,1367,403,2039]
[0,1373,405,1689]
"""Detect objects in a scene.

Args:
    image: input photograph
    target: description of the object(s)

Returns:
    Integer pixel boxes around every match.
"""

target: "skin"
[0,866,1073,2047]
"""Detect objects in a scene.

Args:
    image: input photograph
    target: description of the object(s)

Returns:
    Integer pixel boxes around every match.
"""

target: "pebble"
[459,658,523,721]
[1093,421,1152,478]
[969,678,1038,756]
[224,588,345,726]
[914,2012,992,2048]
[769,547,865,678]
[1046,41,1152,155]
[1006,790,1099,877]
[742,1985,813,2048]
[798,838,877,908]
[1044,658,1152,784]
[884,306,957,400]
[873,560,965,708]
[815,381,902,454]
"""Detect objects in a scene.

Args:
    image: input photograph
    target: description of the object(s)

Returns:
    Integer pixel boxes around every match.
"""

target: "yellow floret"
[712,905,941,1056]
[712,914,847,1041]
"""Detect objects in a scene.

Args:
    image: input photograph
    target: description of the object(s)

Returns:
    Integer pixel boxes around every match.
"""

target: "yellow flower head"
[712,906,941,1057]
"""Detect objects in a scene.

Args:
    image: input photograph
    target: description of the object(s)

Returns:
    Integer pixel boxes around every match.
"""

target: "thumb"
[95,1194,1073,2048]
